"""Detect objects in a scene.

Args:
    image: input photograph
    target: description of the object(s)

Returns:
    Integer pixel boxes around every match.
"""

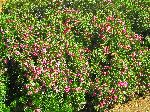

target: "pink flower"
[118,81,128,87]
[84,48,91,53]
[106,25,111,33]
[29,26,33,31]
[56,61,60,67]
[27,91,33,95]
[76,73,81,77]
[99,100,106,108]
[23,33,29,37]
[114,95,118,101]
[74,19,80,25]
[23,73,28,78]
[102,71,109,76]
[6,39,10,42]
[75,87,82,92]
[1,29,5,34]
[34,88,39,94]
[100,27,105,32]
[64,18,71,26]
[34,43,38,47]
[92,92,97,97]
[42,48,47,53]
[134,34,143,41]
[3,59,8,64]
[120,69,126,75]
[15,51,20,55]
[106,16,114,21]
[137,61,142,66]
[104,0,112,3]
[33,67,42,75]
[103,46,110,54]
[131,51,136,60]
[85,90,89,94]
[104,65,111,69]
[99,34,106,41]
[69,79,73,84]
[42,59,47,65]
[80,77,84,82]
[24,62,29,67]
[48,74,52,78]
[20,44,25,49]
[124,45,131,50]
[64,86,70,93]
[32,52,38,56]
[34,108,41,112]
[148,83,150,87]
[64,27,71,34]
[122,27,126,33]
[36,67,42,75]
[117,19,125,25]
[24,84,30,90]
[92,16,98,22]
[118,42,124,48]
[98,91,103,97]
[109,88,115,94]
[56,53,62,58]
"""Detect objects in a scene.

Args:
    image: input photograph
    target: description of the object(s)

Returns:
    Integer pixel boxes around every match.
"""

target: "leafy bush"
[0,0,149,111]
[0,68,10,112]
[114,0,150,35]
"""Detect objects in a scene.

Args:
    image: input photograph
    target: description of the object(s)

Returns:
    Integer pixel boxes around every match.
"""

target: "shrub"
[114,0,149,35]
[1,0,149,111]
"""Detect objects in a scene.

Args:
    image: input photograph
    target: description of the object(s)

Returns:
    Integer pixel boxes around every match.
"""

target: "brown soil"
[110,95,150,112]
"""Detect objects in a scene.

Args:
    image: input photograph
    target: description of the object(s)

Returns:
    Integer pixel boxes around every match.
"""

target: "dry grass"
[110,95,150,112]
[0,0,6,12]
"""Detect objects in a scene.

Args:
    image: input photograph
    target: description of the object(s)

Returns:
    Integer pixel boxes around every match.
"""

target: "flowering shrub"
[114,0,150,35]
[0,69,10,112]
[0,0,149,111]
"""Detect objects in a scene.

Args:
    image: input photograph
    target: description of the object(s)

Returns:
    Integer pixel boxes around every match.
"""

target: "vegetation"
[0,0,149,111]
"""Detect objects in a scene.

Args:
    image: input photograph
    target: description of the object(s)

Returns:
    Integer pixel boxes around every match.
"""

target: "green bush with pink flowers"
[0,0,149,112]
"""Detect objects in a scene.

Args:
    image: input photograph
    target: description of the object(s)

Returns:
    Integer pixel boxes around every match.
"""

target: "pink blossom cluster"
[118,81,128,87]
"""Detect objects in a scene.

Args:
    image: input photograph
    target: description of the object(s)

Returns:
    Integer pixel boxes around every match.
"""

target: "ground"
[110,94,150,112]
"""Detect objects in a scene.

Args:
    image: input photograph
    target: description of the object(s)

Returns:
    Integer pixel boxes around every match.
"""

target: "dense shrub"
[0,0,149,111]
[0,69,10,112]
[113,0,150,47]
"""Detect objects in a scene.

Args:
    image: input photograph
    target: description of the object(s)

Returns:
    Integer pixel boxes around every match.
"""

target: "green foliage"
[114,0,150,33]
[0,0,149,111]
[0,70,10,112]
